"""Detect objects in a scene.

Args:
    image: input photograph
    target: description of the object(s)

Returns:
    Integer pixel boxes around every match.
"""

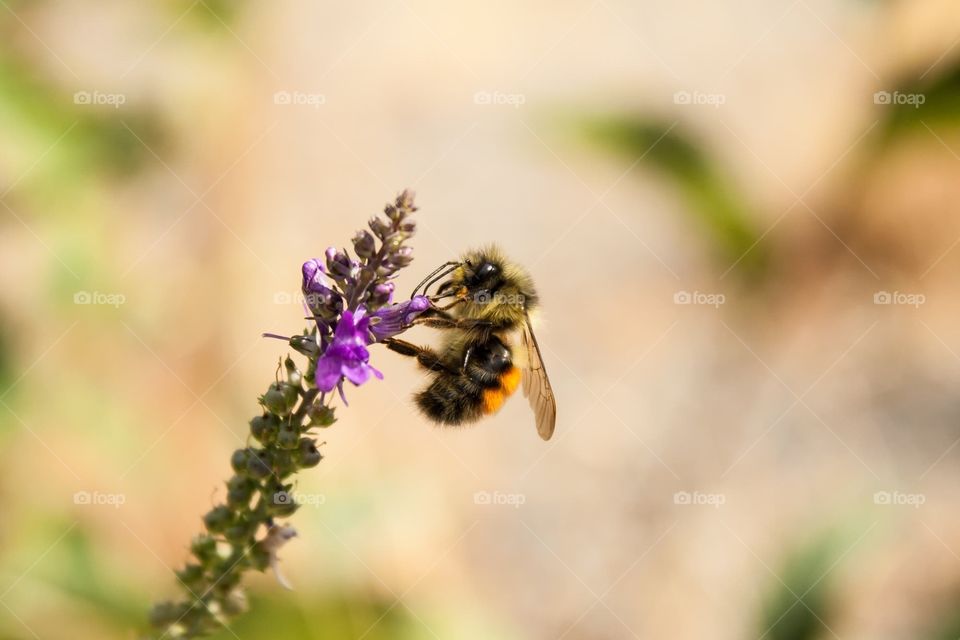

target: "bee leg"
[411,316,492,331]
[382,338,459,375]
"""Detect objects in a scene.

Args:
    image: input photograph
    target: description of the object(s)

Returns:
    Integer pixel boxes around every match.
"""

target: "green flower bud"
[150,601,187,628]
[230,448,251,474]
[203,505,233,534]
[284,356,302,387]
[289,334,320,358]
[225,520,254,545]
[190,535,218,564]
[246,450,273,480]
[226,475,257,509]
[267,489,299,517]
[296,438,323,468]
[272,450,296,478]
[276,423,300,450]
[307,403,335,427]
[260,382,299,416]
[207,561,243,594]
[175,563,205,589]
[249,414,280,446]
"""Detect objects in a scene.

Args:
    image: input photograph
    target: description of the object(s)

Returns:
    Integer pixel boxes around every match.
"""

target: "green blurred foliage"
[174,0,248,30]
[756,526,863,640]
[50,524,147,628]
[0,51,164,200]
[875,65,960,146]
[205,592,425,640]
[4,521,435,640]
[583,116,769,279]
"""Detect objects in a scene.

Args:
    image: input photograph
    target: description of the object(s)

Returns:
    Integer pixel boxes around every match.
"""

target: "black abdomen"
[415,336,513,426]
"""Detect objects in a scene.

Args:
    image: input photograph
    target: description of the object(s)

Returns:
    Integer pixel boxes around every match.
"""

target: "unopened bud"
[250,414,281,446]
[226,475,257,508]
[191,535,218,564]
[296,438,323,468]
[260,382,299,416]
[307,403,335,427]
[203,505,233,534]
[352,230,376,258]
[276,423,300,450]
[246,451,273,479]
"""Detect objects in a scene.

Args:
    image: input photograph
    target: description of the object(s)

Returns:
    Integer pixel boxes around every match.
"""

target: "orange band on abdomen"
[501,366,521,395]
[482,388,506,414]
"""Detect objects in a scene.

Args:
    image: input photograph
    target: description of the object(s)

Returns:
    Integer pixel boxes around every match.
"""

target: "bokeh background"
[3,0,960,638]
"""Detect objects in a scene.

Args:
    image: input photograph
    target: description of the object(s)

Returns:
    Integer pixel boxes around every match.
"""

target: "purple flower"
[314,308,383,393]
[369,295,431,341]
[302,258,342,318]
[325,246,359,281]
[368,282,395,308]
[302,258,335,296]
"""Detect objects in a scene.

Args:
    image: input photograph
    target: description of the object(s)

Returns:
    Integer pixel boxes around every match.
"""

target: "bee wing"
[520,311,557,440]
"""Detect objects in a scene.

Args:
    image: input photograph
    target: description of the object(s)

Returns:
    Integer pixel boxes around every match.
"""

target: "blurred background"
[2,0,960,638]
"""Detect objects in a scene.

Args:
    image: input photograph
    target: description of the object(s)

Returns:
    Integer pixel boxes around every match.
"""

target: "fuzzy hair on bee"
[385,244,557,440]
[437,245,539,332]
[414,334,522,425]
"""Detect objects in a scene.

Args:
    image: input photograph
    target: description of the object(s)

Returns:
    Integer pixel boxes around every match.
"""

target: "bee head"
[436,246,538,312]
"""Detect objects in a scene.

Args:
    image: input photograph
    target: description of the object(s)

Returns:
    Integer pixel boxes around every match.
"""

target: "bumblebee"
[385,246,557,440]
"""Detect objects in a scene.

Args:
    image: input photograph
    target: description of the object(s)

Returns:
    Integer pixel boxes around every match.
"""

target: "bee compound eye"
[477,262,498,279]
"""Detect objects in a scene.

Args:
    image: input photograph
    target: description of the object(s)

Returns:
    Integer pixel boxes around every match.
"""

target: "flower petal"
[341,360,371,386]
[314,355,343,392]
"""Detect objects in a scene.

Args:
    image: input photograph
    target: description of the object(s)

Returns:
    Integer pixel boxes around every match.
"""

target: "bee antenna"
[412,261,460,299]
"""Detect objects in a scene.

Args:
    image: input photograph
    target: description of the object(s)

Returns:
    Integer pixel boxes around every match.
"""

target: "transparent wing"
[520,312,557,440]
